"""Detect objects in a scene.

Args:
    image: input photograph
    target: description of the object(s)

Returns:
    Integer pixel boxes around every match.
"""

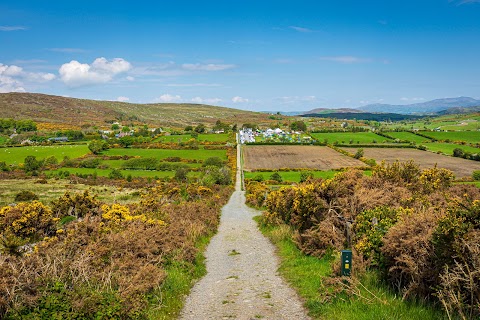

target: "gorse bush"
[0,180,234,319]
[256,162,480,318]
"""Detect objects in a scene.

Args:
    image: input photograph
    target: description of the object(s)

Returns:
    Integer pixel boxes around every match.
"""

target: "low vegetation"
[247,162,479,319]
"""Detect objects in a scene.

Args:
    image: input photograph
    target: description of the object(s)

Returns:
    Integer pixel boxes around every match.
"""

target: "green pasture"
[386,132,432,144]
[244,170,372,183]
[418,131,480,144]
[46,168,180,179]
[103,148,227,161]
[0,144,90,165]
[310,132,392,144]
[424,142,480,155]
[101,159,202,169]
[154,133,233,143]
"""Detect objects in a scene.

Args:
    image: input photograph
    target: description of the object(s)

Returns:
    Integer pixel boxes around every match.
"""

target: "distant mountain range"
[298,97,480,117]
[358,97,480,115]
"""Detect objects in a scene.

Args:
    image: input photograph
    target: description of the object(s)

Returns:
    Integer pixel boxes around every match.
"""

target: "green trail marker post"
[341,249,352,276]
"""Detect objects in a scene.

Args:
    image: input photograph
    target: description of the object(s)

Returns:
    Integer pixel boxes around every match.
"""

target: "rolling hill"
[0,92,271,128]
[359,97,480,114]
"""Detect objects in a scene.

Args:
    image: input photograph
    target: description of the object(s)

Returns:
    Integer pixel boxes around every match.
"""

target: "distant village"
[239,128,312,144]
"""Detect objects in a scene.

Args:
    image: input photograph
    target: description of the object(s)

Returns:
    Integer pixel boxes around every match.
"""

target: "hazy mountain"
[359,97,480,114]
[302,108,362,114]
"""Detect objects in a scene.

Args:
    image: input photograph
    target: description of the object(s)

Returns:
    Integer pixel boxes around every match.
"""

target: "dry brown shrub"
[295,218,344,257]
[437,230,480,320]
[381,208,442,298]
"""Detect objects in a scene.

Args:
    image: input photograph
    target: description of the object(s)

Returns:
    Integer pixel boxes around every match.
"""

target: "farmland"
[310,132,392,144]
[423,142,480,155]
[386,131,432,143]
[0,144,90,164]
[244,170,372,182]
[103,147,227,161]
[243,145,365,171]
[342,147,480,178]
[418,130,480,144]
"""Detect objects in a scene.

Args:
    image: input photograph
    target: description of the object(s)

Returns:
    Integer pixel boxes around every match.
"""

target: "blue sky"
[1,0,479,111]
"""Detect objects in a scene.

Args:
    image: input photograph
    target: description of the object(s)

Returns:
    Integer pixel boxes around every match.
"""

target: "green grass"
[154,133,233,143]
[0,144,90,165]
[146,235,211,319]
[423,142,480,155]
[0,135,8,145]
[46,168,181,178]
[387,132,432,144]
[418,131,480,144]
[103,148,227,161]
[310,132,392,144]
[256,217,449,319]
[245,170,372,183]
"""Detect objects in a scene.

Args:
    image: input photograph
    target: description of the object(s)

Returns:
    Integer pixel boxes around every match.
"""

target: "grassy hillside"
[0,92,271,128]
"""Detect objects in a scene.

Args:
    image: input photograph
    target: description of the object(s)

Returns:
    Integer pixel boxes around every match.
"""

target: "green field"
[154,133,233,143]
[245,170,372,182]
[391,115,480,131]
[418,131,480,144]
[310,132,392,144]
[0,144,90,165]
[46,168,182,179]
[103,147,227,161]
[254,133,312,143]
[424,142,480,155]
[387,131,432,144]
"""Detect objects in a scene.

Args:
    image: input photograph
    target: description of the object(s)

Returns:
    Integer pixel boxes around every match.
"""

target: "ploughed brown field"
[242,145,365,171]
[343,147,480,178]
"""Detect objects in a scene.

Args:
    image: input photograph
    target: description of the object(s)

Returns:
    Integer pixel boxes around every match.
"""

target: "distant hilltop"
[357,97,480,115]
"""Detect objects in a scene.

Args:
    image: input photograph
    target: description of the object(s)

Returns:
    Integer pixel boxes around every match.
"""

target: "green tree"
[88,140,108,155]
[270,172,283,183]
[24,155,42,173]
[194,124,206,133]
[118,136,134,148]
[290,121,307,132]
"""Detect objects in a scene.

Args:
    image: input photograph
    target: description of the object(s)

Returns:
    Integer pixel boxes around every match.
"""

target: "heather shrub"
[14,190,38,202]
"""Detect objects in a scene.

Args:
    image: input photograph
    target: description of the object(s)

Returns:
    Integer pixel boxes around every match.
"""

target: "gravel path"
[180,145,310,320]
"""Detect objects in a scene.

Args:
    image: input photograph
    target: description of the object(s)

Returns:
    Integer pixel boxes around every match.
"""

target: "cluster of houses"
[239,128,312,144]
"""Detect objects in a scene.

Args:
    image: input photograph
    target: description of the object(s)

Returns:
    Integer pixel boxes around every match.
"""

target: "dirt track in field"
[243,145,365,171]
[343,147,480,178]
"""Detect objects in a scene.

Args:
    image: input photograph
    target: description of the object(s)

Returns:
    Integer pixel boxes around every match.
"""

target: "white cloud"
[450,0,480,5]
[0,63,55,92]
[289,26,313,33]
[126,76,135,81]
[0,26,27,31]
[232,96,249,103]
[191,97,222,104]
[319,56,371,64]
[117,96,130,102]
[59,57,132,87]
[182,63,236,71]
[154,94,182,103]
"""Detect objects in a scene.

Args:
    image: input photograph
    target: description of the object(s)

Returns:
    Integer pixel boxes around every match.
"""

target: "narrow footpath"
[180,144,310,320]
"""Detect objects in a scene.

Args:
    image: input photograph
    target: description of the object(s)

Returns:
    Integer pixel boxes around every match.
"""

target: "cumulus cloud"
[59,57,132,87]
[182,63,236,71]
[319,56,371,64]
[154,94,182,103]
[0,63,55,93]
[232,96,249,103]
[0,26,27,31]
[117,96,130,102]
[126,76,135,81]
[400,97,425,102]
[167,83,221,87]
[191,97,222,104]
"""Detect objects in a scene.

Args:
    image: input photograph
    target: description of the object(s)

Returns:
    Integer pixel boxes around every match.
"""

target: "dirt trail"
[180,145,310,320]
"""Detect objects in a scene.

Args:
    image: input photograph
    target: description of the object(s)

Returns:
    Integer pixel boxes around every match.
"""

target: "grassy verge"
[146,235,210,319]
[255,216,449,320]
